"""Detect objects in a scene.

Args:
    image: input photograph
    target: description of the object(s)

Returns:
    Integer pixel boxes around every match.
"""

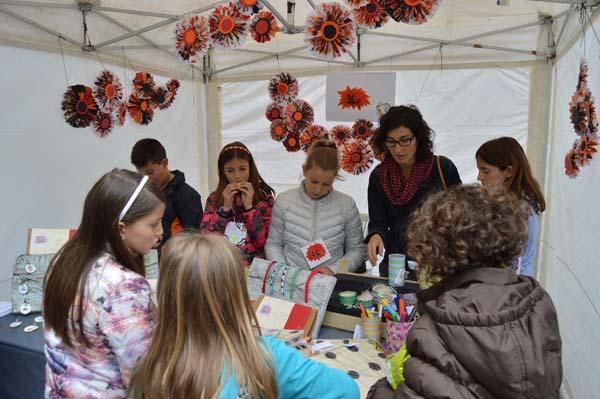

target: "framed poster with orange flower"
[326,72,395,122]
[302,239,332,269]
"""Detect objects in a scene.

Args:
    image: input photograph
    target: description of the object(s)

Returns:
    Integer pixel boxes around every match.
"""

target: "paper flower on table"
[265,102,284,121]
[133,72,156,99]
[305,2,355,59]
[249,10,279,43]
[284,100,314,131]
[93,111,115,137]
[352,119,374,140]
[283,131,302,152]
[331,125,352,147]
[128,92,156,125]
[268,72,299,104]
[299,124,330,152]
[353,0,389,28]
[235,0,262,16]
[93,70,123,112]
[306,242,327,262]
[62,85,98,128]
[338,86,371,110]
[270,119,287,141]
[569,60,598,137]
[209,3,250,50]
[114,102,127,126]
[341,140,374,175]
[382,0,442,25]
[174,15,209,63]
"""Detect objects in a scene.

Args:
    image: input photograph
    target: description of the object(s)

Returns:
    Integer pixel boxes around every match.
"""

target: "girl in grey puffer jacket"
[265,140,366,273]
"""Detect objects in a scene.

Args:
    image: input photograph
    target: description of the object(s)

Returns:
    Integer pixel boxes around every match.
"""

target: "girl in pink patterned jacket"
[201,142,274,263]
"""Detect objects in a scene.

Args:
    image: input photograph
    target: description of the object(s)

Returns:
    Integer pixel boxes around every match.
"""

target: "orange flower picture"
[338,86,371,110]
[306,242,327,262]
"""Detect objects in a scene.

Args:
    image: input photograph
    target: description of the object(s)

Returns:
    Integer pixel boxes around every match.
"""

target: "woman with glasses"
[366,105,461,276]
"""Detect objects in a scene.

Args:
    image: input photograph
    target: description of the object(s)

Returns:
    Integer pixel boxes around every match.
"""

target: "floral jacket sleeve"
[200,192,233,234]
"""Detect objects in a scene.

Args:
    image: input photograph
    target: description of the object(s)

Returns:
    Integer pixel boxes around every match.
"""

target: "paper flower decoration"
[299,124,330,152]
[268,72,299,104]
[249,10,279,43]
[564,148,579,178]
[93,112,114,137]
[62,85,98,128]
[270,119,287,141]
[209,3,250,50]
[153,79,180,110]
[569,60,598,137]
[376,101,392,118]
[128,92,156,125]
[305,2,355,59]
[115,102,127,126]
[235,0,262,16]
[383,0,442,25]
[133,72,156,99]
[93,70,123,112]
[338,86,371,110]
[331,125,352,147]
[284,100,314,131]
[341,140,375,175]
[265,102,284,121]
[306,242,327,262]
[353,0,389,28]
[369,135,385,161]
[174,15,209,63]
[352,119,375,140]
[283,131,302,152]
[346,0,368,7]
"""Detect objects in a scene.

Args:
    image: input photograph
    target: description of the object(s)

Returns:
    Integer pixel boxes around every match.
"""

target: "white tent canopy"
[0,1,599,398]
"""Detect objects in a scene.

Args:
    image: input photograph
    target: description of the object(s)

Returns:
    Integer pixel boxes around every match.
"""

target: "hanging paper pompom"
[352,119,374,140]
[270,119,288,141]
[160,79,180,110]
[235,0,262,16]
[382,0,443,25]
[283,131,302,152]
[209,3,250,50]
[249,10,279,43]
[564,147,580,178]
[133,72,156,99]
[265,102,284,121]
[114,102,127,126]
[128,92,155,125]
[62,85,98,128]
[569,60,598,137]
[174,15,210,63]
[93,112,115,137]
[331,125,352,147]
[268,72,299,104]
[341,140,374,175]
[284,100,314,131]
[353,0,389,28]
[369,135,385,161]
[574,134,598,167]
[299,124,330,152]
[305,2,356,59]
[93,70,123,112]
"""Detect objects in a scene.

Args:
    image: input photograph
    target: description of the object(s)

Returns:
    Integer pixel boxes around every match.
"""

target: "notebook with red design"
[253,294,317,337]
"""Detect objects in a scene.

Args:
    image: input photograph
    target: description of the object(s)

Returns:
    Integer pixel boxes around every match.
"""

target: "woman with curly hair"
[367,184,562,399]
[366,105,461,275]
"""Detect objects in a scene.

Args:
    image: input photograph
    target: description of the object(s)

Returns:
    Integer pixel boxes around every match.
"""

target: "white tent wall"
[540,10,600,399]
[220,66,530,213]
[0,44,208,302]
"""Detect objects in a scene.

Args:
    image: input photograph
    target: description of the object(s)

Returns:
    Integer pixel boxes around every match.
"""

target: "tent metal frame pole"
[233,47,356,65]
[0,6,82,47]
[261,0,293,32]
[95,6,178,19]
[555,5,576,49]
[212,45,306,74]
[0,1,77,9]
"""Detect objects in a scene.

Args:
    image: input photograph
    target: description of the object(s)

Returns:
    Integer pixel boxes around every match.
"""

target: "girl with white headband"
[44,169,165,398]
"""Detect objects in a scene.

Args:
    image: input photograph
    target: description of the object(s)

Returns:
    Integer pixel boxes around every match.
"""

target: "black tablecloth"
[0,313,45,399]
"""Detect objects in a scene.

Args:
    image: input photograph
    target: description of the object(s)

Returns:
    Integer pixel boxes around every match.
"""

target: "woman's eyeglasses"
[384,136,415,148]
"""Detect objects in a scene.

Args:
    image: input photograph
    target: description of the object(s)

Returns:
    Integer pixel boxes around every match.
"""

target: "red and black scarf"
[379,156,434,205]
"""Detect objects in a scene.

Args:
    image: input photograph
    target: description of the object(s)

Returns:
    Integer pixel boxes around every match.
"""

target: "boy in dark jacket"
[131,138,202,251]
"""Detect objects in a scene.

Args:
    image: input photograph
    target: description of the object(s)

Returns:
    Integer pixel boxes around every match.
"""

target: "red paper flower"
[114,102,127,126]
[564,148,579,178]
[62,85,98,128]
[265,102,284,121]
[174,15,209,63]
[352,119,374,140]
[133,72,156,99]
[283,131,302,152]
[353,0,389,28]
[346,0,368,7]
[331,125,352,146]
[153,79,180,110]
[574,135,598,166]
[305,2,356,59]
[128,92,156,125]
[268,72,299,104]
[338,86,371,110]
[341,140,374,175]
[93,112,114,137]
[270,119,287,142]
[235,0,262,16]
[569,60,598,137]
[306,242,327,262]
[209,3,250,50]
[369,135,385,161]
[284,100,314,131]
[249,10,279,43]
[93,70,123,112]
[382,0,443,25]
[299,124,330,152]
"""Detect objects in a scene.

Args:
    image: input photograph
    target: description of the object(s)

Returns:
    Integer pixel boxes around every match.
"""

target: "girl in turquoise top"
[130,232,359,399]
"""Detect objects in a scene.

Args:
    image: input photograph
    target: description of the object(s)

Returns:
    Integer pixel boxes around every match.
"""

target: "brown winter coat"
[369,267,562,399]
